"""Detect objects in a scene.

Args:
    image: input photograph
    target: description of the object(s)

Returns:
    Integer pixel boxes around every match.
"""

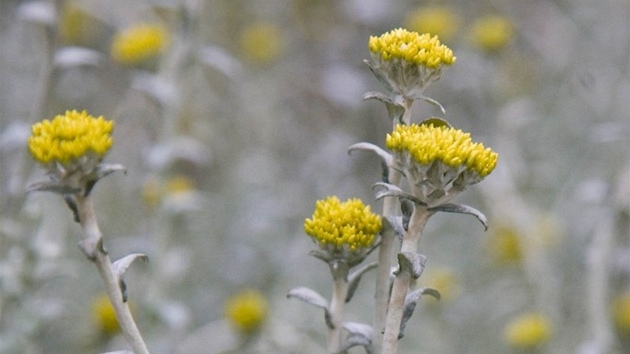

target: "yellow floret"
[304,196,381,255]
[28,110,114,165]
[386,124,497,178]
[111,23,169,64]
[369,28,456,68]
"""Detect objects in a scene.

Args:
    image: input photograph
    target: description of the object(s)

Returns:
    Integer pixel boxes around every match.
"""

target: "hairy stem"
[76,195,150,354]
[381,208,431,354]
[372,168,402,353]
[328,262,349,354]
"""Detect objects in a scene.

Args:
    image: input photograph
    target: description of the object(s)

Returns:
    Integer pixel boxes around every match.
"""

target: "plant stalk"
[76,195,150,354]
[380,207,431,354]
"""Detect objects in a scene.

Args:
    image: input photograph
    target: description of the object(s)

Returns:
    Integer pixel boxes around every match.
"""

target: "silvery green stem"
[75,195,150,354]
[381,208,431,354]
[372,168,402,353]
[328,262,349,354]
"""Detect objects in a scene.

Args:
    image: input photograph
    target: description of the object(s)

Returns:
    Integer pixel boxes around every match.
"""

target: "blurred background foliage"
[0,0,628,353]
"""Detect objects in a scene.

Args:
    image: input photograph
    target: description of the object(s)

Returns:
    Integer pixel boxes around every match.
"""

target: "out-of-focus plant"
[26,110,149,354]
[503,312,552,350]
[288,28,498,354]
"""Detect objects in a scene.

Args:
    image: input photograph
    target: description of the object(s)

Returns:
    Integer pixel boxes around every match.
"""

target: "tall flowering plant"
[27,110,149,354]
[289,28,498,354]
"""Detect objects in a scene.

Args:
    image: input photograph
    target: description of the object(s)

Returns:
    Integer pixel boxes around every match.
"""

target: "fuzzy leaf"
[428,203,488,230]
[309,249,332,263]
[363,59,395,93]
[382,216,405,241]
[26,181,80,195]
[363,91,406,124]
[112,253,149,278]
[339,322,374,353]
[399,287,440,339]
[418,116,451,128]
[94,163,127,179]
[346,262,378,302]
[348,142,394,183]
[372,182,425,206]
[412,96,446,116]
[394,252,427,279]
[287,287,332,328]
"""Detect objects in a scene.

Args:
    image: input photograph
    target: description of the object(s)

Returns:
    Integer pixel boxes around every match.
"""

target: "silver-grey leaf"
[346,262,378,302]
[394,252,427,279]
[112,253,149,278]
[428,203,488,230]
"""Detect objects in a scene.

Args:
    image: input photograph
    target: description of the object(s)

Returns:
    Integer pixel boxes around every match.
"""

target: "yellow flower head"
[111,23,169,65]
[471,15,514,52]
[240,22,284,64]
[369,28,456,68]
[386,124,498,178]
[504,312,552,349]
[91,294,119,335]
[28,110,114,166]
[304,196,381,259]
[404,6,460,42]
[367,28,455,96]
[225,289,268,335]
[612,291,630,336]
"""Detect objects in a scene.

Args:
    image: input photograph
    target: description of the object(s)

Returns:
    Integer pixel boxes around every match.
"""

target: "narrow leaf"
[394,252,426,279]
[428,203,488,230]
[346,262,378,302]
[363,59,395,93]
[112,253,149,278]
[287,287,329,309]
[339,322,374,353]
[414,96,446,115]
[382,216,404,241]
[398,287,441,339]
[418,116,451,128]
[372,182,425,206]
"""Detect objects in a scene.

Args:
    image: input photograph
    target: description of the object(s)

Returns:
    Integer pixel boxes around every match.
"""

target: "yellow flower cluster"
[386,124,498,178]
[28,110,114,165]
[471,15,514,52]
[504,312,552,349]
[110,23,169,64]
[91,294,120,335]
[304,196,381,254]
[369,28,456,69]
[224,289,268,334]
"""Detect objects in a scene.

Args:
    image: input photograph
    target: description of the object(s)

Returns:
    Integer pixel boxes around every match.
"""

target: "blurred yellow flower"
[504,312,552,349]
[404,6,460,42]
[28,110,114,166]
[111,23,170,65]
[166,175,196,195]
[612,291,630,336]
[421,267,460,302]
[487,223,522,264]
[225,289,268,334]
[304,196,381,258]
[471,15,514,52]
[59,2,98,45]
[91,294,119,335]
[240,23,284,63]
